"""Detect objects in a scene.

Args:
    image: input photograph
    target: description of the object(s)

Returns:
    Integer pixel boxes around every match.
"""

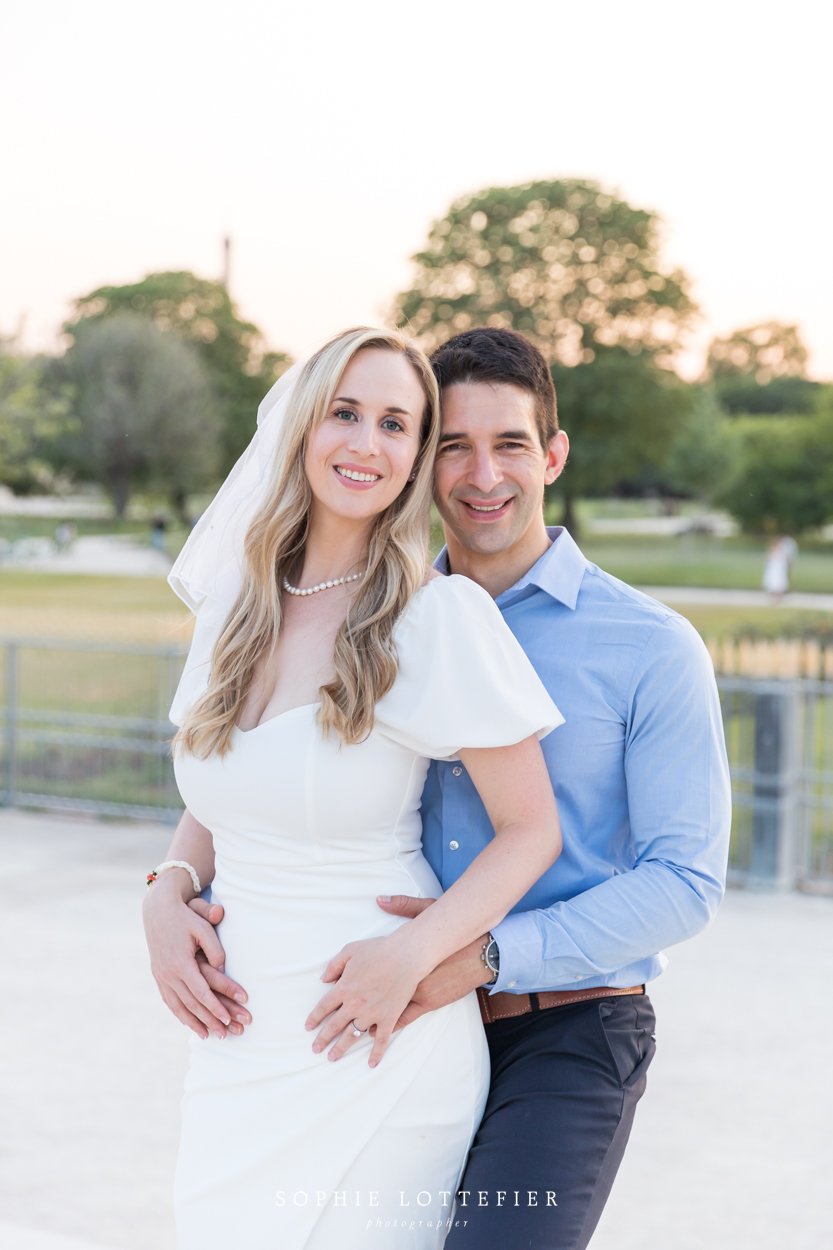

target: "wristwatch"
[481,933,500,985]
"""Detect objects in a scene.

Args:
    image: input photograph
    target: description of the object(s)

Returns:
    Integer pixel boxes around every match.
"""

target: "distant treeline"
[2,180,831,534]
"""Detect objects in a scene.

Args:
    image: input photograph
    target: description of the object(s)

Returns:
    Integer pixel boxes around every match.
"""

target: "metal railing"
[0,637,186,821]
[2,637,832,889]
[719,675,833,889]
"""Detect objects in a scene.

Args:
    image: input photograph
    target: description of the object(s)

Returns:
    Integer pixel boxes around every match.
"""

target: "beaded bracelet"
[146,860,201,895]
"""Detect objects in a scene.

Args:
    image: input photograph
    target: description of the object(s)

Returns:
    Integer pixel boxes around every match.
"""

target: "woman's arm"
[149,806,217,898]
[306,734,561,1065]
[399,737,561,964]
[142,809,251,1038]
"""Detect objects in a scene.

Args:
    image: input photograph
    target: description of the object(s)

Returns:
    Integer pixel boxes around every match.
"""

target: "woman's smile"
[333,463,383,488]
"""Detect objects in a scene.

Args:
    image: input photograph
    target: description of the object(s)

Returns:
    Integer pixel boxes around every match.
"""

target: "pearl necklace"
[282,571,363,597]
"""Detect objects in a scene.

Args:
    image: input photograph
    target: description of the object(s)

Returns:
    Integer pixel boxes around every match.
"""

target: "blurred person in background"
[762,534,798,599]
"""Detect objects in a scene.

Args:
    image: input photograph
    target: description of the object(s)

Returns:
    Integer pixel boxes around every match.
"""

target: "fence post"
[3,642,17,807]
[751,682,799,887]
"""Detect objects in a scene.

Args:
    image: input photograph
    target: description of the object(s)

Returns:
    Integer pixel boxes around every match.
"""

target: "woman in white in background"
[762,534,798,599]
[143,327,563,1249]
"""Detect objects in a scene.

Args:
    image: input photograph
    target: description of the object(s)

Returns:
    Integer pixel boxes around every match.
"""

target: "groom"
[158,328,731,1248]
[363,328,730,1247]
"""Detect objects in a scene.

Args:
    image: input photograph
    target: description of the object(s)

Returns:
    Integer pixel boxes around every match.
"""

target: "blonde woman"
[145,327,563,1249]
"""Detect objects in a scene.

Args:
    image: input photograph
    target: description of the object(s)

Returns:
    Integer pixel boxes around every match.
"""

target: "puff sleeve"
[374,574,563,759]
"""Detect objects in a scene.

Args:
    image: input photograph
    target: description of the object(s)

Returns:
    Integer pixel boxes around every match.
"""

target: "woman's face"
[304,348,425,531]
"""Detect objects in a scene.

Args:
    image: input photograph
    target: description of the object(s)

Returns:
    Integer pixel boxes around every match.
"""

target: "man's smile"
[459,496,514,519]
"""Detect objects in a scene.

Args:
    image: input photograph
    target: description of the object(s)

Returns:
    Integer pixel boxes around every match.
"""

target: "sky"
[3,0,831,379]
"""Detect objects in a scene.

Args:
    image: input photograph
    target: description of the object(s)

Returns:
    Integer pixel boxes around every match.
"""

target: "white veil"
[167,361,305,615]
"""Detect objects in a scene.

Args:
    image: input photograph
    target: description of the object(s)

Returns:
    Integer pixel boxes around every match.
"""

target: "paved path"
[0,490,110,520]
[0,535,171,578]
[589,515,736,538]
[1,808,831,1249]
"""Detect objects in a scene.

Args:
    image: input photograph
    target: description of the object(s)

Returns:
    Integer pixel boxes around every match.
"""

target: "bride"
[144,326,563,1248]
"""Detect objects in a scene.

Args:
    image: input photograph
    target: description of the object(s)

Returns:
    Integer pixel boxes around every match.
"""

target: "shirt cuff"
[489,911,547,994]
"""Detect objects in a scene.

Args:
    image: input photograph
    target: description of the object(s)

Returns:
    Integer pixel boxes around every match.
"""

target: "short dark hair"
[429,327,558,448]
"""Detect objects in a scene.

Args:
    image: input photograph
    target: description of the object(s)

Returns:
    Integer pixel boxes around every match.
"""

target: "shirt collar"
[433,527,588,610]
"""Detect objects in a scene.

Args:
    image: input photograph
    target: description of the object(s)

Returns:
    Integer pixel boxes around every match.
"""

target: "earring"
[408,471,417,482]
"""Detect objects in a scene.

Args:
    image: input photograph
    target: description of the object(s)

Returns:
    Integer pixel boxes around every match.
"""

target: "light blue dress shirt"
[421,527,732,994]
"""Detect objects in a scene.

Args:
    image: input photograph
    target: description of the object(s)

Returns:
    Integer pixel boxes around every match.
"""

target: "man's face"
[433,381,568,564]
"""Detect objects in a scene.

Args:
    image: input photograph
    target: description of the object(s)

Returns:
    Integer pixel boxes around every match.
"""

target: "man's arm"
[381,614,731,1012]
[142,808,251,1038]
[489,615,731,991]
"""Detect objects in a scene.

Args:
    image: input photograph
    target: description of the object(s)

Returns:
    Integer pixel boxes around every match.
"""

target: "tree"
[661,387,739,502]
[393,179,699,529]
[549,348,698,526]
[394,179,696,365]
[706,321,809,385]
[706,321,815,421]
[710,374,819,416]
[717,408,833,535]
[0,342,73,491]
[64,271,291,466]
[64,313,221,518]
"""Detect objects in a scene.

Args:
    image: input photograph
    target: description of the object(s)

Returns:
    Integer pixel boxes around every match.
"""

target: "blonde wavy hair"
[174,327,440,757]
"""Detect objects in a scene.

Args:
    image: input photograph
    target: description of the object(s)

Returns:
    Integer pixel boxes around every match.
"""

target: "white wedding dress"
[170,574,562,1249]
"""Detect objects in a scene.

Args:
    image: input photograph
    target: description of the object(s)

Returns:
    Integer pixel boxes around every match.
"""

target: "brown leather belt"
[478,984,645,1025]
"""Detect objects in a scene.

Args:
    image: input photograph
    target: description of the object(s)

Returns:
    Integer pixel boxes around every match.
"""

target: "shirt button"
[448,840,460,851]
[507,979,518,988]
[451,766,463,777]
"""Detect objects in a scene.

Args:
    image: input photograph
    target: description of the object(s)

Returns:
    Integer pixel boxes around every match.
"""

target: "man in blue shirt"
[147,327,731,1249]
[370,327,731,1247]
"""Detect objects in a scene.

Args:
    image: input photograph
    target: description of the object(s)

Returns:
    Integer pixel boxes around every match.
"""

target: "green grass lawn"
[0,515,140,540]
[2,560,831,655]
[437,504,833,593]
[3,564,831,834]
[577,533,833,594]
[3,516,832,651]
[0,570,185,811]
[0,570,190,643]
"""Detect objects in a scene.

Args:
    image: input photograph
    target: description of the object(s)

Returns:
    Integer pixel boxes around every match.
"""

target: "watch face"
[486,938,500,973]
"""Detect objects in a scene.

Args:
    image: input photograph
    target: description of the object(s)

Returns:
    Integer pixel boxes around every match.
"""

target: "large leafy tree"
[552,348,698,522]
[717,403,833,535]
[0,342,73,491]
[660,387,739,503]
[65,271,291,466]
[394,179,696,364]
[63,313,221,518]
[394,179,698,528]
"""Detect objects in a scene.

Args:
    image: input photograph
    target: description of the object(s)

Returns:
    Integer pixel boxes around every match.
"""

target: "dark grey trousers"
[445,992,656,1249]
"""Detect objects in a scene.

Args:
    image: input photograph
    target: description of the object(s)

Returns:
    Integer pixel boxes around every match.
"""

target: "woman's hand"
[142,873,251,1039]
[304,930,426,1068]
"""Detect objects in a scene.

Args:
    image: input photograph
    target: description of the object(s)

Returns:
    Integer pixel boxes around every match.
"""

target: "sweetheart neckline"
[233,701,322,735]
